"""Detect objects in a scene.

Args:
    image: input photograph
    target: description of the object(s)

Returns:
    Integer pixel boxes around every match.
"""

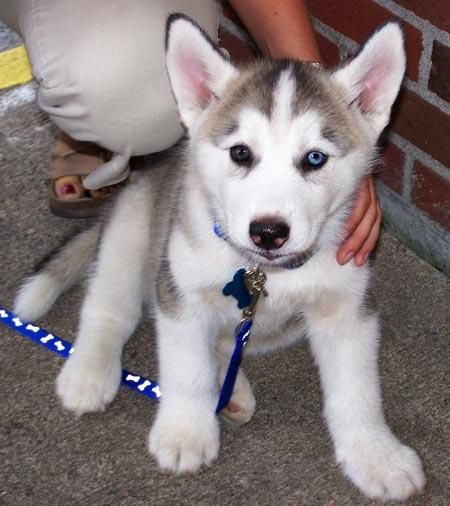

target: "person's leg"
[0,0,218,211]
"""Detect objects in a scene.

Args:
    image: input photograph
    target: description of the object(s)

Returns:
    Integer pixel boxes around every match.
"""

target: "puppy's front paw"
[56,353,122,415]
[338,432,426,501]
[149,405,220,474]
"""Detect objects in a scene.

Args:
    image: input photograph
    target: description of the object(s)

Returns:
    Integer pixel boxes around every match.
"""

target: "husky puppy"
[15,15,425,500]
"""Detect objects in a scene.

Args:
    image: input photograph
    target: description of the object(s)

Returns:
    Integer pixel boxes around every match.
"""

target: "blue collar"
[213,220,312,270]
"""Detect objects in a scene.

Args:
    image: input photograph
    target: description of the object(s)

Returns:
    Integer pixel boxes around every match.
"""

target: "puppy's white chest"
[213,267,307,353]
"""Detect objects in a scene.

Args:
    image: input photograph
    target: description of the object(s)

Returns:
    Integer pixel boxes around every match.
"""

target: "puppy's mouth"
[213,220,316,269]
[241,246,316,269]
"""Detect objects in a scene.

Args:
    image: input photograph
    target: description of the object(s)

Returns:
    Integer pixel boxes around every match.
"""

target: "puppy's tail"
[14,225,101,321]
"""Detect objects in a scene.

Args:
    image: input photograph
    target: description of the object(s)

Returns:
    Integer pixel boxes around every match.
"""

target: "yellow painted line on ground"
[0,45,33,90]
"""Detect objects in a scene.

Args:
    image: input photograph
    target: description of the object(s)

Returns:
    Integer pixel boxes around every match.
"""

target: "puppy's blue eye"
[230,144,253,166]
[303,150,328,170]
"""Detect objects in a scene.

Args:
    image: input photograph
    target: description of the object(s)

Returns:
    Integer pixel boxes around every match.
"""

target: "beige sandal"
[48,132,123,218]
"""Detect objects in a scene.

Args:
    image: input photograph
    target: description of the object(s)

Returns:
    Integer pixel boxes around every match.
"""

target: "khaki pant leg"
[0,0,218,188]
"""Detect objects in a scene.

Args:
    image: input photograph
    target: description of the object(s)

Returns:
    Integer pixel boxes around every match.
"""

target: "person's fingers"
[343,177,372,240]
[337,177,381,265]
[367,174,377,208]
[354,202,382,266]
[339,197,379,264]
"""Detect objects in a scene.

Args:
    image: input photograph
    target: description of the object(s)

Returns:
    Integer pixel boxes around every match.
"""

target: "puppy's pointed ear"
[166,14,237,129]
[333,22,406,133]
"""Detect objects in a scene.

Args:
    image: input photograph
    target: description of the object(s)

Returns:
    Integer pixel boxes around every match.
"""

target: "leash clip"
[242,266,268,320]
[215,266,268,414]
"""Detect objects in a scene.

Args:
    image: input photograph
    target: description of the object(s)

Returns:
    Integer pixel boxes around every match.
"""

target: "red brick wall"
[307,0,450,233]
[219,0,450,239]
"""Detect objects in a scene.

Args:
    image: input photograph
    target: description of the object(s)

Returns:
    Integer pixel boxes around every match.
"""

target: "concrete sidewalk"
[1,20,449,502]
[1,90,449,506]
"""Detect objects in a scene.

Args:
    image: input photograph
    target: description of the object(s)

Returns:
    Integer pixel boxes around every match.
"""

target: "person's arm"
[228,0,321,62]
[228,0,381,267]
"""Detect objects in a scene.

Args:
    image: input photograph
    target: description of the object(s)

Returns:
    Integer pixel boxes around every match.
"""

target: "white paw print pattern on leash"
[0,306,161,401]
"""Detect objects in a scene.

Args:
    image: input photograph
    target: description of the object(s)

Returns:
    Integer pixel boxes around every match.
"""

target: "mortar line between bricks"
[314,18,450,116]
[389,131,450,183]
[313,19,450,175]
[403,78,450,117]
[401,150,414,201]
[314,9,450,116]
[375,179,450,255]
[417,31,434,90]
[312,18,359,58]
[374,0,450,46]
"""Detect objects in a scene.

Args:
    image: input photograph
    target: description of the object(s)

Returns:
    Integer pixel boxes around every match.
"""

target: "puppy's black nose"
[249,219,290,250]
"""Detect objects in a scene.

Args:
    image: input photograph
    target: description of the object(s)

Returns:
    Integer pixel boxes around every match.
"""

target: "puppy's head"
[165,15,405,267]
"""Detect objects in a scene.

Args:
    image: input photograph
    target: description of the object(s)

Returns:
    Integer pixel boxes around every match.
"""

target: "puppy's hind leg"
[216,344,256,425]
[56,185,152,415]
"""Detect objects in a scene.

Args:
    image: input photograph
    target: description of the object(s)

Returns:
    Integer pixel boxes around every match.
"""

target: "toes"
[53,176,115,200]
[220,384,256,425]
[54,175,85,200]
[218,367,256,425]
[338,436,426,501]
[149,407,220,474]
[221,399,255,425]
[56,355,121,415]
[89,186,111,198]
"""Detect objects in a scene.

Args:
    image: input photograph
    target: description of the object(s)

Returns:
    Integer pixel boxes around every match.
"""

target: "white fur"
[333,23,406,134]
[165,15,237,128]
[203,104,354,257]
[56,181,152,414]
[15,273,62,322]
[148,307,220,473]
[15,226,100,321]
[16,17,424,500]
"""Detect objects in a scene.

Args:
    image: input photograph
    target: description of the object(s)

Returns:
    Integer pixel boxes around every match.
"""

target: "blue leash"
[2,223,273,414]
[0,306,161,400]
[0,305,253,413]
[215,318,253,414]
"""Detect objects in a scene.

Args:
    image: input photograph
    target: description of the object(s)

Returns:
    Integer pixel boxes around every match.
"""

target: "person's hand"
[336,176,382,267]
